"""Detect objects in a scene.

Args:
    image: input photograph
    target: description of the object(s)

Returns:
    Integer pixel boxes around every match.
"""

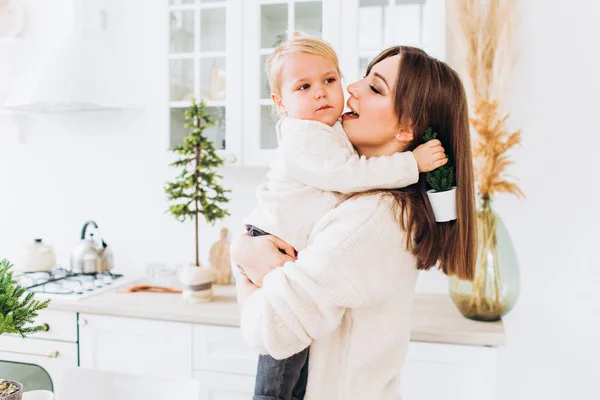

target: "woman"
[234,46,477,400]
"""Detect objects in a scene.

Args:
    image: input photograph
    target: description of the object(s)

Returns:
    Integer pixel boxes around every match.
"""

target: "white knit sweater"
[240,194,419,400]
[243,116,419,250]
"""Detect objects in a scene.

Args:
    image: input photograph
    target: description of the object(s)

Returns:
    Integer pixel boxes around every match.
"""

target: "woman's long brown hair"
[367,46,477,281]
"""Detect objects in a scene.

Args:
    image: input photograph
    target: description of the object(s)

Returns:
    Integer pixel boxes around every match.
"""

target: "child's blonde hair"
[266,33,342,96]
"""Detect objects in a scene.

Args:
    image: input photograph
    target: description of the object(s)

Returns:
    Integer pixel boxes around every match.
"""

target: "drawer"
[0,335,78,390]
[193,324,258,376]
[193,370,255,400]
[29,310,78,342]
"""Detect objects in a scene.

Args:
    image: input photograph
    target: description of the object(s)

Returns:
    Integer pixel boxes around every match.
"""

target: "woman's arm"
[239,195,409,359]
[236,273,259,311]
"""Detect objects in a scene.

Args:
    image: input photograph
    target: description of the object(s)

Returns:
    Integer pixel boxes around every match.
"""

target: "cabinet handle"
[0,349,60,358]
[41,323,50,332]
[78,318,88,327]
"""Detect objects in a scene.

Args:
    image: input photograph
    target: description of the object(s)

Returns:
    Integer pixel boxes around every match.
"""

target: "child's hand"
[413,139,448,172]
[231,234,296,288]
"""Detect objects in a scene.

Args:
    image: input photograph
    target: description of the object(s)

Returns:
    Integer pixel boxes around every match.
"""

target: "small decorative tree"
[0,258,50,397]
[422,127,454,192]
[0,259,50,337]
[165,97,231,267]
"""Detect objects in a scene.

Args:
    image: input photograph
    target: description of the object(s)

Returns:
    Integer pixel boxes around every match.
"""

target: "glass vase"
[448,195,520,321]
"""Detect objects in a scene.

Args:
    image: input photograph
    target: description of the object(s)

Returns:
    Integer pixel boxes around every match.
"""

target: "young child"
[240,36,446,400]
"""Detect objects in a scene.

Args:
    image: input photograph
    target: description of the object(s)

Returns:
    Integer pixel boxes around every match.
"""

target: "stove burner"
[14,269,124,297]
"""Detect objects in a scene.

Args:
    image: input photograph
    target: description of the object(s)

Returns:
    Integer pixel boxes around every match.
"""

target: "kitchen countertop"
[48,280,505,347]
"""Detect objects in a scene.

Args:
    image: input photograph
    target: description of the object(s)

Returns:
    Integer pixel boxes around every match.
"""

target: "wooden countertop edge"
[47,283,505,348]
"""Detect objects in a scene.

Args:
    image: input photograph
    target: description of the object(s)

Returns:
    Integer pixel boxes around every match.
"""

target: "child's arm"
[279,118,447,193]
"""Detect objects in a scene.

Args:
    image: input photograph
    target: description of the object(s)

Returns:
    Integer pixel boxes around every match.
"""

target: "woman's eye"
[370,84,381,94]
[325,77,336,84]
[298,84,310,91]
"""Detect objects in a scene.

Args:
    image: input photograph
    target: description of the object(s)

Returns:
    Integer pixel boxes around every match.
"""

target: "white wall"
[0,0,266,276]
[486,1,600,399]
[1,1,599,399]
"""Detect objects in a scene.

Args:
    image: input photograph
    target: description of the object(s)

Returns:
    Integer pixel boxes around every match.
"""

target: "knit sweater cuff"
[240,290,268,354]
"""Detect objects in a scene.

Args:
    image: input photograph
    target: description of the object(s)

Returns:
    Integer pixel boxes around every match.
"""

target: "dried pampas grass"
[451,0,524,199]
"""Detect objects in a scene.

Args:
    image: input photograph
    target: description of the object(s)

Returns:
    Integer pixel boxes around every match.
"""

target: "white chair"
[55,367,200,400]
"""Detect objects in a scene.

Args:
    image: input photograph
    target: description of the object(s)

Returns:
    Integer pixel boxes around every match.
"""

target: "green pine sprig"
[423,127,455,192]
[165,97,231,266]
[0,259,50,338]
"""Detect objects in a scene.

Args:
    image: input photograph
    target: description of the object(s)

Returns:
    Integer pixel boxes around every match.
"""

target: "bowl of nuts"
[0,380,23,400]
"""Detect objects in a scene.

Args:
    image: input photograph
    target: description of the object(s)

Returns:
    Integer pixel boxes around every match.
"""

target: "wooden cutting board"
[117,284,182,294]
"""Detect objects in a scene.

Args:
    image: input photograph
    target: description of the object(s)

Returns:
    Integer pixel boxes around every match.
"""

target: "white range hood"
[3,0,129,114]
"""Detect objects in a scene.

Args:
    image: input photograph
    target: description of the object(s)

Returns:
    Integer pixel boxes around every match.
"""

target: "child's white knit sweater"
[240,194,419,400]
[243,116,419,250]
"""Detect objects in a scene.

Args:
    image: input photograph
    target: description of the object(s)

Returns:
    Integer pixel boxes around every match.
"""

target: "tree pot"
[179,264,216,302]
[426,186,457,222]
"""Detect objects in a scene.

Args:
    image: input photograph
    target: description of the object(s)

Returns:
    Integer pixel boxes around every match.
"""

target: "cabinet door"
[194,370,255,400]
[78,313,193,378]
[193,324,259,375]
[168,0,243,165]
[339,0,446,85]
[400,342,499,400]
[242,0,341,167]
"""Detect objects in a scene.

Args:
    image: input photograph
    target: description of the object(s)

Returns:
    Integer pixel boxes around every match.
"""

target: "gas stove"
[14,268,128,301]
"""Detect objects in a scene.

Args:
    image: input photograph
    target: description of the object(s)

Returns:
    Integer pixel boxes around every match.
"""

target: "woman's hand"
[231,234,296,287]
[236,274,259,311]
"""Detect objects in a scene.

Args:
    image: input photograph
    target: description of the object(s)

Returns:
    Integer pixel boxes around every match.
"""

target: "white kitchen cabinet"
[0,336,78,390]
[168,0,446,167]
[77,314,257,400]
[194,371,255,400]
[401,341,499,400]
[29,309,78,342]
[338,0,446,86]
[0,310,79,393]
[78,313,193,378]
[77,314,499,400]
[241,0,342,167]
[168,0,243,165]
[192,324,259,375]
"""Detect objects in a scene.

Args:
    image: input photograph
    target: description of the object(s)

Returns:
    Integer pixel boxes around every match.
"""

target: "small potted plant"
[423,127,457,222]
[0,258,50,399]
[165,97,231,302]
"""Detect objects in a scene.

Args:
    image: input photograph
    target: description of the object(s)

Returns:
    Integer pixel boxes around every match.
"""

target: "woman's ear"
[272,93,287,115]
[394,125,414,143]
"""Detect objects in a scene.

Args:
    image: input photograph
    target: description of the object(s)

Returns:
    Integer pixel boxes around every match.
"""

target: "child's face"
[273,52,344,126]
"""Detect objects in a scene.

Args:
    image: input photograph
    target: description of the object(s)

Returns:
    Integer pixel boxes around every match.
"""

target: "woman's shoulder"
[335,192,397,222]
[309,193,402,247]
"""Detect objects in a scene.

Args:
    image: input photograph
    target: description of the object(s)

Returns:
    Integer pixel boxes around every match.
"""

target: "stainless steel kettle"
[70,220,114,274]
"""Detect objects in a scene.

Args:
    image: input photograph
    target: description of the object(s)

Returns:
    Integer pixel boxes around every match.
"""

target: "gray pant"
[246,225,309,400]
[253,349,309,400]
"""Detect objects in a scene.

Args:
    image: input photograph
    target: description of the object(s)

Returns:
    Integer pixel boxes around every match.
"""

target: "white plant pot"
[179,264,216,302]
[427,186,457,222]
